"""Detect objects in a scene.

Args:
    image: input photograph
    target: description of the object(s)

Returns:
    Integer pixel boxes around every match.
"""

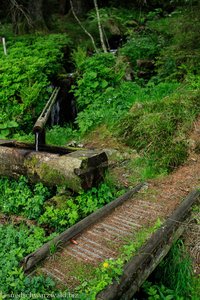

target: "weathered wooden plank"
[97,190,200,300]
[21,183,144,272]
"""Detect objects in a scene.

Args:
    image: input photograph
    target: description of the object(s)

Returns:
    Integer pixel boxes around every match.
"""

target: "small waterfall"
[51,100,60,126]
[71,97,77,120]
[35,132,39,152]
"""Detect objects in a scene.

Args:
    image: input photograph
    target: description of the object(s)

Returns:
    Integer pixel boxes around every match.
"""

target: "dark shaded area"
[58,75,77,126]
[0,0,196,34]
[108,34,125,50]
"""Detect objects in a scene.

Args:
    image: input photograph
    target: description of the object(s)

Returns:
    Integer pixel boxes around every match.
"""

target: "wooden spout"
[33,87,60,133]
[33,87,60,148]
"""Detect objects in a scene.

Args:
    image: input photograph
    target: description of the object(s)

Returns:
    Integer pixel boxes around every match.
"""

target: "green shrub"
[143,240,198,299]
[72,52,126,110]
[75,81,140,134]
[154,6,200,80]
[0,34,71,134]
[0,175,121,232]
[46,125,78,146]
[120,33,162,69]
[39,182,120,232]
[86,7,143,38]
[75,79,179,135]
[0,176,50,219]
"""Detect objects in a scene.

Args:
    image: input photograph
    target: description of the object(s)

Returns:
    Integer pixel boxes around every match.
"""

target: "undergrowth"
[0,175,122,232]
[0,34,70,136]
[117,83,200,174]
[142,240,199,300]
[0,174,123,298]
[0,223,56,298]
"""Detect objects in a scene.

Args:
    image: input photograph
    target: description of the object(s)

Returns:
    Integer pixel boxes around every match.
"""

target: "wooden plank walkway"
[25,149,200,297]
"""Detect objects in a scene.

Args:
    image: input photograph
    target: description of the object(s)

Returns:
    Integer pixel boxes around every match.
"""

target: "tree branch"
[9,0,33,33]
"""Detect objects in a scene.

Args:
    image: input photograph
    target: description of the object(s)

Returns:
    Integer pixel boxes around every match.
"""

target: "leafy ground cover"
[0,223,56,298]
[0,175,122,298]
[0,176,121,233]
[0,33,71,137]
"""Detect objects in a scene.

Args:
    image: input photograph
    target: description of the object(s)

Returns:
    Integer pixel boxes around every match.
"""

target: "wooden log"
[97,190,200,300]
[0,141,108,192]
[21,183,144,272]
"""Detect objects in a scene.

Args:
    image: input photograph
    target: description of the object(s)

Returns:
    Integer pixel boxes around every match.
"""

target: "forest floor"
[36,118,200,289]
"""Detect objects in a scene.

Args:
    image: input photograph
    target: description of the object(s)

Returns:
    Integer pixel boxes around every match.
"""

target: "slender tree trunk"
[93,0,107,53]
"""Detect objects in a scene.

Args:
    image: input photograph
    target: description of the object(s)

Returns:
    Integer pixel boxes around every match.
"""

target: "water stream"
[51,100,60,126]
[35,132,39,152]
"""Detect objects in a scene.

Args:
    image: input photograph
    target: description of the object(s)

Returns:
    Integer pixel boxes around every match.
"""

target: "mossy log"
[0,140,108,192]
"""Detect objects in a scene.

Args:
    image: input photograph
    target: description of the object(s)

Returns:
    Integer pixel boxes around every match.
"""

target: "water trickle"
[51,100,60,126]
[35,132,39,152]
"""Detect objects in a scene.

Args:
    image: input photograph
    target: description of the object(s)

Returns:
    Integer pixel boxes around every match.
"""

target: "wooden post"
[2,37,7,55]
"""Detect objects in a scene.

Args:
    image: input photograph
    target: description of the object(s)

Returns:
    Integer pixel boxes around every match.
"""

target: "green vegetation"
[0,176,120,232]
[142,240,200,300]
[120,32,162,70]
[0,223,56,298]
[0,176,50,219]
[0,1,200,298]
[117,81,200,173]
[0,175,122,298]
[39,182,120,232]
[0,34,71,135]
[46,125,78,146]
[153,7,200,80]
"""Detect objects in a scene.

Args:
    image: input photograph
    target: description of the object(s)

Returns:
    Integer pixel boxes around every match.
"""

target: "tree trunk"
[59,0,67,15]
[0,141,108,192]
[28,0,47,30]
[94,0,107,52]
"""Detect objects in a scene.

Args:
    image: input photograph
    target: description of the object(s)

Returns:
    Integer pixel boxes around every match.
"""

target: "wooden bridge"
[21,168,200,299]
